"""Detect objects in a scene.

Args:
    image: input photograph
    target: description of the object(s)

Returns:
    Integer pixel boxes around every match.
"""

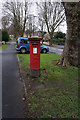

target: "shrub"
[0,30,2,42]
[53,38,65,45]
[54,32,66,39]
[2,30,10,42]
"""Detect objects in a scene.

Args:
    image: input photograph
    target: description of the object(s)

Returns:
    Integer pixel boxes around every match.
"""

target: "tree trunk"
[57,2,80,67]
[49,33,54,45]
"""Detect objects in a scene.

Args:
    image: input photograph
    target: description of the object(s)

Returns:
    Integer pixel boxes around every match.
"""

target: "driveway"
[42,42,64,55]
[48,46,63,55]
[43,42,64,48]
[2,41,25,118]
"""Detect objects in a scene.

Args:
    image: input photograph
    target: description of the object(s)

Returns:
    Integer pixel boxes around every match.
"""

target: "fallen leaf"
[28,103,31,106]
[22,97,26,101]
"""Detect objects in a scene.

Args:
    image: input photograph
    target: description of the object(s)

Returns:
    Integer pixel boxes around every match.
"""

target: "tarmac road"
[2,41,25,118]
[42,42,64,55]
[0,49,2,120]
[48,46,63,55]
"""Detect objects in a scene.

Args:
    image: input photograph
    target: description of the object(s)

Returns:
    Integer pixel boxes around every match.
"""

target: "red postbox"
[29,37,42,77]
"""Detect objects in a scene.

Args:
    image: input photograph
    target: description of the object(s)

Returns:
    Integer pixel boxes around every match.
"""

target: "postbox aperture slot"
[32,44,38,45]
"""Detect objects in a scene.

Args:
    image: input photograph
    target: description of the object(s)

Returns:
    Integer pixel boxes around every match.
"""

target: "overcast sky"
[0,0,67,33]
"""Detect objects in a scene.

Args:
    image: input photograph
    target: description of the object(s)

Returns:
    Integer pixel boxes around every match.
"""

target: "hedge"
[2,30,10,42]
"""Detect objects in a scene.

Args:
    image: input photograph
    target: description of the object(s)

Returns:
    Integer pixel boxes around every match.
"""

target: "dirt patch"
[19,68,46,118]
[20,68,45,96]
[25,77,45,93]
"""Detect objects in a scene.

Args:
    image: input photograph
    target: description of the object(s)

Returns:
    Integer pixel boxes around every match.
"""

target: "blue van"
[16,37,49,54]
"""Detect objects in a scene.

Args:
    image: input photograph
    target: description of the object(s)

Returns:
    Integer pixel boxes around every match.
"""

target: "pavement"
[2,39,25,118]
[0,49,2,120]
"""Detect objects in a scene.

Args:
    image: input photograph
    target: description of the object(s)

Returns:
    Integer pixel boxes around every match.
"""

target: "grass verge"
[0,44,9,49]
[18,54,78,118]
[9,39,12,42]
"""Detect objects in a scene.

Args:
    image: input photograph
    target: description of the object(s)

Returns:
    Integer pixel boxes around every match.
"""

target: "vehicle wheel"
[42,49,47,54]
[21,48,26,54]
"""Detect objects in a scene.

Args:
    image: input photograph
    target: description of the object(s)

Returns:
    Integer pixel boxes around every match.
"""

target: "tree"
[2,16,9,30]
[54,31,66,39]
[27,15,33,37]
[57,2,80,67]
[37,1,65,45]
[2,30,10,42]
[26,15,38,37]
[2,0,29,38]
[0,30,2,42]
[37,17,45,42]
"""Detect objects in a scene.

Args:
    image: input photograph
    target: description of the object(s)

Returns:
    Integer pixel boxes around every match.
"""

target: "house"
[43,33,50,41]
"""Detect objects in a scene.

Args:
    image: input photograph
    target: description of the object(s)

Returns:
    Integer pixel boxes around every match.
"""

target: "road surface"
[0,49,2,120]
[48,46,63,55]
[43,42,64,55]
[43,42,64,48]
[2,41,25,118]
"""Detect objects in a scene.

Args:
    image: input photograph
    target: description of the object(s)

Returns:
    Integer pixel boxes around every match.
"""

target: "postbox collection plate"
[33,48,37,54]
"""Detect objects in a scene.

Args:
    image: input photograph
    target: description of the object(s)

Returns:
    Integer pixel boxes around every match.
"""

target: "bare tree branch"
[2,0,29,38]
[36,1,65,45]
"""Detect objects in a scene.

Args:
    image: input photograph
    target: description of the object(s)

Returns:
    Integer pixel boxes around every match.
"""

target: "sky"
[0,0,3,29]
[0,0,67,33]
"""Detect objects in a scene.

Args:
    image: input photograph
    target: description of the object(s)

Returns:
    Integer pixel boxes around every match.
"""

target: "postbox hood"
[29,37,42,41]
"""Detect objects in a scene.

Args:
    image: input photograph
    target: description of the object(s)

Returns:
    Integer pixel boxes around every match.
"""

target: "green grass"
[18,54,78,118]
[9,39,12,42]
[0,44,9,49]
[15,44,16,48]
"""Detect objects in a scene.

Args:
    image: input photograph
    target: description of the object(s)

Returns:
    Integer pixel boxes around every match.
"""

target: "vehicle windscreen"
[20,39,29,44]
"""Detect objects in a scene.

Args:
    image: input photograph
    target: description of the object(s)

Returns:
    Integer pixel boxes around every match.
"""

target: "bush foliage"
[53,38,65,45]
[0,30,2,41]
[2,30,10,42]
[54,32,66,39]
